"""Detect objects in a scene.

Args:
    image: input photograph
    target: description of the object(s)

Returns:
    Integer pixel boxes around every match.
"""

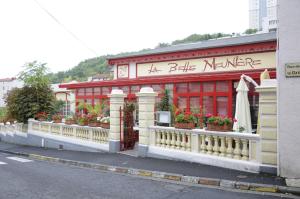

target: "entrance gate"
[119,104,136,151]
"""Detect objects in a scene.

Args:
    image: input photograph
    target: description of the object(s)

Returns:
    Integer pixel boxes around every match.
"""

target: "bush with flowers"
[52,113,63,123]
[35,112,49,121]
[174,109,196,129]
[76,114,89,126]
[206,114,236,131]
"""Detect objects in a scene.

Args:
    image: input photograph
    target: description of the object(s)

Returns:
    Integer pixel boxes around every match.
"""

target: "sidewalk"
[0,141,285,186]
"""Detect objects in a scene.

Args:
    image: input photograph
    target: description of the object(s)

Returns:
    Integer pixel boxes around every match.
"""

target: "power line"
[33,0,98,56]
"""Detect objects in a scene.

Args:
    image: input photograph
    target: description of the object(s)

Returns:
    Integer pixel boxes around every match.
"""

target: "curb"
[1,149,300,196]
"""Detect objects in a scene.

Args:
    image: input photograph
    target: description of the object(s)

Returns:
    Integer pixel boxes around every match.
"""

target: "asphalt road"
[0,152,294,199]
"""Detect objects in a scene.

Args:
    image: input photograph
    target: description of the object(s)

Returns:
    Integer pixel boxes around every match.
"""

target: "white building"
[0,78,23,107]
[249,0,278,32]
[51,83,76,116]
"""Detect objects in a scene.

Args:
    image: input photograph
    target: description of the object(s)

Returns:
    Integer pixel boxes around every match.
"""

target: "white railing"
[0,123,27,133]
[149,126,261,162]
[30,120,109,144]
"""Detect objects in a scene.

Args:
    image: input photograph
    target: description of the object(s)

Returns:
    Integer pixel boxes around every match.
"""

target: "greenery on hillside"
[48,30,260,84]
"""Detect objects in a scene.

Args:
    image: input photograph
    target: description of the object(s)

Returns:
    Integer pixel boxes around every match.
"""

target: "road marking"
[0,161,7,165]
[6,157,33,163]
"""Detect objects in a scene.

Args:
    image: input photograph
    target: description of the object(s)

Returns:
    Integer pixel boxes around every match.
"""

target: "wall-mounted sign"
[117,64,129,78]
[285,63,300,77]
[137,52,276,77]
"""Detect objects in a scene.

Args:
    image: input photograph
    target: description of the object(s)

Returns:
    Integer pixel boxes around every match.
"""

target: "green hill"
[48,31,255,84]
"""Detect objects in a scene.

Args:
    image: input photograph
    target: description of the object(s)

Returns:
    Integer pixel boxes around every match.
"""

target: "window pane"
[176,83,188,93]
[190,97,200,113]
[203,96,214,115]
[94,87,101,95]
[216,81,229,92]
[152,85,163,93]
[86,99,92,105]
[189,82,200,92]
[94,98,100,105]
[217,96,228,116]
[131,86,140,94]
[77,89,85,96]
[121,86,129,94]
[102,87,110,95]
[177,97,187,112]
[86,88,93,96]
[203,82,214,92]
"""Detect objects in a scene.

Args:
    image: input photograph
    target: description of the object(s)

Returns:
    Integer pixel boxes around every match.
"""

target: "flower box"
[174,122,194,129]
[65,120,75,125]
[88,122,101,127]
[53,119,62,123]
[223,124,233,131]
[78,121,88,126]
[100,122,110,129]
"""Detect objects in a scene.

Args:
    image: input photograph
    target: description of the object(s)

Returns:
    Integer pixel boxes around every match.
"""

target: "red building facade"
[60,33,277,129]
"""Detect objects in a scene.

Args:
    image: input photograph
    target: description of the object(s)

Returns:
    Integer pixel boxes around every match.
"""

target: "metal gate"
[119,105,136,151]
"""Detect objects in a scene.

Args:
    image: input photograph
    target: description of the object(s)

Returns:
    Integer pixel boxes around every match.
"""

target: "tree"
[5,86,55,123]
[18,61,50,88]
[158,89,170,111]
[244,28,258,35]
[5,61,56,123]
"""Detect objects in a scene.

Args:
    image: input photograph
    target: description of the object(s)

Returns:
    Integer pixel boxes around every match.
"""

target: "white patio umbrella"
[233,77,252,133]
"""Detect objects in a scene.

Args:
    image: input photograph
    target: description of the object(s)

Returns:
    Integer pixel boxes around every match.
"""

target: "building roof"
[108,32,277,60]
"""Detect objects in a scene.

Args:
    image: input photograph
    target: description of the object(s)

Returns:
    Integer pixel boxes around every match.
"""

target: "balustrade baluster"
[186,133,191,151]
[175,132,181,149]
[161,131,166,147]
[166,131,171,148]
[200,135,206,153]
[171,132,176,149]
[233,138,242,160]
[226,137,233,158]
[219,137,226,157]
[241,139,249,160]
[206,135,213,155]
[181,133,186,150]
[213,136,219,156]
[156,131,161,146]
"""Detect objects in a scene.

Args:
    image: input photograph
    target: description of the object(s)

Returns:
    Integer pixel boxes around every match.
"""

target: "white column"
[108,89,126,153]
[136,87,158,157]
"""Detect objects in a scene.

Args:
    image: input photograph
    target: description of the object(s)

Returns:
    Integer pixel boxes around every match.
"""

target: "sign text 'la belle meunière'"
[136,52,276,77]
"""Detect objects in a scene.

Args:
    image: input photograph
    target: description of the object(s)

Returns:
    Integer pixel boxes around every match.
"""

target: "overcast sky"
[0,0,248,78]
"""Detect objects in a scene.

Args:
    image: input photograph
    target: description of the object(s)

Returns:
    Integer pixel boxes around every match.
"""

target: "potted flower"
[65,115,76,125]
[77,114,89,126]
[100,117,110,129]
[174,110,196,129]
[87,113,101,127]
[52,113,63,123]
[223,117,236,131]
[35,112,48,121]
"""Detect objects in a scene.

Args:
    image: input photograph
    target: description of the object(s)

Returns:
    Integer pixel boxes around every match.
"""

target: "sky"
[0,0,248,78]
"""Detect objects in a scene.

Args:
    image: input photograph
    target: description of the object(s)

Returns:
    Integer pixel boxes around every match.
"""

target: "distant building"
[51,83,76,116]
[249,0,278,32]
[0,78,23,107]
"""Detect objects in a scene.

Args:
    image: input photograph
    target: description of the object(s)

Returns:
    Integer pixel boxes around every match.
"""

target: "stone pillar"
[136,87,158,157]
[108,89,126,153]
[256,79,277,173]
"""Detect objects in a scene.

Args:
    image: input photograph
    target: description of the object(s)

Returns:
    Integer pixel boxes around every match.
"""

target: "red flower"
[205,113,213,118]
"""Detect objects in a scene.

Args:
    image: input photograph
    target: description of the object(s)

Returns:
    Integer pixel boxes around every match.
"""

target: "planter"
[100,122,110,129]
[65,120,75,125]
[38,118,47,122]
[207,123,216,131]
[88,122,101,127]
[78,121,88,126]
[53,119,62,123]
[223,124,233,131]
[174,122,194,129]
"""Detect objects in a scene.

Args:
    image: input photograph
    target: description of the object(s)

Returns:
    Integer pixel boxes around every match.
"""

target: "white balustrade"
[28,120,109,144]
[149,126,260,162]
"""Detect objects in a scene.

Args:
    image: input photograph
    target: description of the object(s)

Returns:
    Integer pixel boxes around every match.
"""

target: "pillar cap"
[108,89,126,98]
[136,87,158,97]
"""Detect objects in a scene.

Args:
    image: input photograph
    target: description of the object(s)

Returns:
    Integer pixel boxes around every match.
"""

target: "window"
[175,83,188,93]
[174,81,232,117]
[86,88,93,96]
[152,85,163,93]
[77,88,85,96]
[94,87,101,95]
[102,87,111,95]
